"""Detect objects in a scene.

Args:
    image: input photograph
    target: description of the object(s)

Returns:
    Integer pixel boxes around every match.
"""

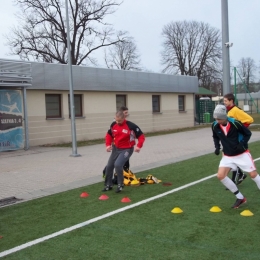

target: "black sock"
[231,171,237,183]
[238,167,244,178]
[123,160,130,172]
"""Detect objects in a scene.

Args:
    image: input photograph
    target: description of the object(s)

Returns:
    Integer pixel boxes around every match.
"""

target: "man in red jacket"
[102,106,130,178]
[102,110,145,193]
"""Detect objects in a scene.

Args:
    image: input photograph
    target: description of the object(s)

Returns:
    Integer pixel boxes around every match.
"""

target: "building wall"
[236,93,260,114]
[26,90,195,146]
[237,99,259,114]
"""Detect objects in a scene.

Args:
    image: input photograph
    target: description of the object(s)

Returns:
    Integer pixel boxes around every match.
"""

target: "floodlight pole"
[65,0,80,157]
[233,67,237,105]
[221,0,231,95]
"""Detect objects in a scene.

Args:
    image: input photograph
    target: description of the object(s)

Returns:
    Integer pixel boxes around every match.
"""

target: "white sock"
[221,176,244,199]
[252,174,260,189]
[234,192,244,199]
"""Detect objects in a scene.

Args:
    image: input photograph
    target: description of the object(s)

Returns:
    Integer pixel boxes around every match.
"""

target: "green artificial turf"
[1,142,260,259]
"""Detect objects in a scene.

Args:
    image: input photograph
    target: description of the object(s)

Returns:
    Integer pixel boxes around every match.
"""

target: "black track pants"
[105,146,133,186]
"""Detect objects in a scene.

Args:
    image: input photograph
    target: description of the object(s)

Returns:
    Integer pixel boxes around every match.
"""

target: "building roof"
[31,62,198,93]
[197,87,217,95]
[0,59,32,88]
[0,58,199,94]
[236,91,260,100]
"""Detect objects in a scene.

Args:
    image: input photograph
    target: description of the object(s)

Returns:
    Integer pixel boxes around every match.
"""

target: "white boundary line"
[0,174,216,258]
[1,157,260,258]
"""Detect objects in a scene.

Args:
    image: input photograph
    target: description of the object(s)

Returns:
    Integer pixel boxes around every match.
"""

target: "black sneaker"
[231,197,247,209]
[236,173,247,185]
[115,185,123,193]
[102,185,113,192]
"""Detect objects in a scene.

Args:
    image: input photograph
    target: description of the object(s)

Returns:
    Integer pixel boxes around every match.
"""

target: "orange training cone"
[99,194,109,200]
[80,192,89,198]
[121,197,131,203]
[162,182,172,186]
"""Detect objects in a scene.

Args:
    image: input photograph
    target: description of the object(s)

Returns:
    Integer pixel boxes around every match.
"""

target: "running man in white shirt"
[212,104,260,208]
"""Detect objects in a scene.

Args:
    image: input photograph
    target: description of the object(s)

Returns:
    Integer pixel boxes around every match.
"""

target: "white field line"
[0,174,216,257]
[1,156,260,258]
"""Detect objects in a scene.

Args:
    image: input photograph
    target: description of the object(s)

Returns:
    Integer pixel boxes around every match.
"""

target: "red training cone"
[162,182,172,186]
[80,192,89,198]
[99,194,109,200]
[121,197,131,203]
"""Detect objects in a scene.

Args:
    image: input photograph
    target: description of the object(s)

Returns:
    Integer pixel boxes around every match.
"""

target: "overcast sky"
[0,0,259,74]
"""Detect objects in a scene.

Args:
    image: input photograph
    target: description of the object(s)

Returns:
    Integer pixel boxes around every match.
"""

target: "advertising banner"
[0,90,24,151]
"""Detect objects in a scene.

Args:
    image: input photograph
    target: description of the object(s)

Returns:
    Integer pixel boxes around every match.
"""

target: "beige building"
[0,59,198,148]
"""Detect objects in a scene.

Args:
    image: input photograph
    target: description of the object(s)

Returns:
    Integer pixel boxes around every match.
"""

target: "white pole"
[221,0,231,95]
[22,87,29,150]
[65,0,80,157]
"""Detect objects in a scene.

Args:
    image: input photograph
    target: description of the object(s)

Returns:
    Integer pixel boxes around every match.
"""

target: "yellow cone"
[171,207,183,214]
[209,206,222,213]
[240,210,254,217]
[130,179,140,185]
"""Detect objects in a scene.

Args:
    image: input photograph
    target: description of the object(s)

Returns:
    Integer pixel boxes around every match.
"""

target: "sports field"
[1,141,260,259]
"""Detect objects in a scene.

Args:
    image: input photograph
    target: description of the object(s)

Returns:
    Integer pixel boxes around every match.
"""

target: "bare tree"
[199,64,222,94]
[104,33,142,70]
[161,20,222,81]
[6,0,125,65]
[237,57,256,92]
[259,61,260,83]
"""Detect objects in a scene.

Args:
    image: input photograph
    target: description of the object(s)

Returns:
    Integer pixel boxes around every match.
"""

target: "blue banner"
[0,90,24,151]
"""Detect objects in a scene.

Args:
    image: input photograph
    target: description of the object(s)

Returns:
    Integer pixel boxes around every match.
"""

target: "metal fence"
[195,100,218,124]
[237,98,260,114]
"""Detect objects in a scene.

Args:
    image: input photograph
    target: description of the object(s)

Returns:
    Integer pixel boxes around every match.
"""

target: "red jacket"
[105,120,145,149]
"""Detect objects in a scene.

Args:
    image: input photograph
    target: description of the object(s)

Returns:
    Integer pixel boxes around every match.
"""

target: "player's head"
[213,104,227,124]
[223,93,235,107]
[119,106,129,117]
[115,110,125,125]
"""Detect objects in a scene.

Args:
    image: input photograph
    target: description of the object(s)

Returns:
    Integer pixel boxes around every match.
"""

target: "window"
[68,94,83,117]
[152,95,160,112]
[116,95,126,111]
[45,94,62,119]
[178,95,185,111]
